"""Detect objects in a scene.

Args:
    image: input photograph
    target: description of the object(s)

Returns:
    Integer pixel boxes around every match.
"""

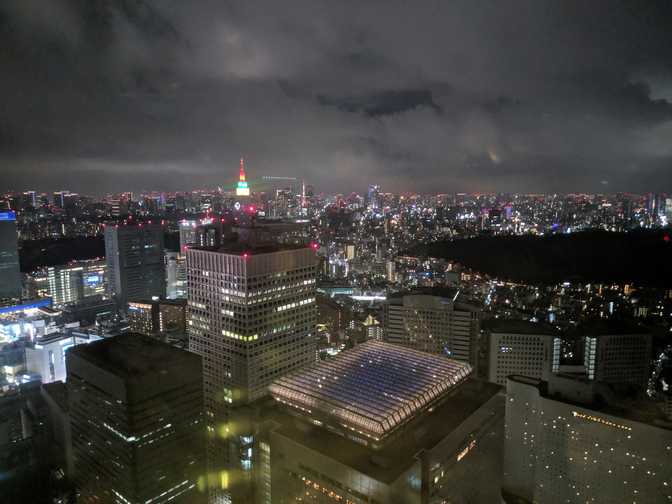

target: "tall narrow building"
[105,223,166,306]
[67,333,206,504]
[187,242,317,499]
[235,158,250,197]
[0,210,22,299]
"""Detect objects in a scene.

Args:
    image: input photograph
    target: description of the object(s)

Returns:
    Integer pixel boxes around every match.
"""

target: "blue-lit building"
[0,211,22,299]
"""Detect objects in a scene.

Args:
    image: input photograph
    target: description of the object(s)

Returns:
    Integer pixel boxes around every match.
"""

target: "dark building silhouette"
[104,223,165,306]
[0,211,22,299]
[67,333,206,503]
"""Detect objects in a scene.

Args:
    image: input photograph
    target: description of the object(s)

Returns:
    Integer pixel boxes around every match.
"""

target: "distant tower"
[236,158,250,197]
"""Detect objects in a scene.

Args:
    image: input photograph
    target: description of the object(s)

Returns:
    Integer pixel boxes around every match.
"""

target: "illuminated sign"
[85,275,101,284]
[0,211,16,221]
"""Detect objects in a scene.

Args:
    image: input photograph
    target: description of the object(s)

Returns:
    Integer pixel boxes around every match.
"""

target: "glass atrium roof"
[269,340,472,440]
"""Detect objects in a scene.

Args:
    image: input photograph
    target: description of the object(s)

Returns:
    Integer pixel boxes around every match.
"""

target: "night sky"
[2,1,672,194]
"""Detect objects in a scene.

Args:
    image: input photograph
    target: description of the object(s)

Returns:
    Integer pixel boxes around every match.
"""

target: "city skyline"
[1,3,672,503]
[3,1,672,194]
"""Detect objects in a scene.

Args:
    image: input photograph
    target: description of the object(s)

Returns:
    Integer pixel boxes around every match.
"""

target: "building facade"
[46,259,107,306]
[0,211,22,299]
[104,223,165,306]
[382,294,480,366]
[504,375,672,503]
[67,333,206,504]
[584,332,652,388]
[187,243,318,499]
[486,320,557,386]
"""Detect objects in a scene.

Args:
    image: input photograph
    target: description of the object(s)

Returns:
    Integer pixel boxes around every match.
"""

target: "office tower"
[367,184,380,210]
[486,319,557,386]
[345,243,356,260]
[265,341,504,504]
[22,191,37,208]
[25,332,102,384]
[165,250,182,299]
[128,299,187,342]
[382,292,481,366]
[52,191,69,209]
[41,381,74,477]
[0,211,22,299]
[179,219,199,254]
[581,322,652,389]
[158,299,188,343]
[67,333,206,504]
[235,157,250,197]
[504,375,672,504]
[127,300,157,335]
[386,259,396,282]
[187,242,317,498]
[104,223,165,306]
[196,221,226,248]
[273,189,291,217]
[46,259,107,306]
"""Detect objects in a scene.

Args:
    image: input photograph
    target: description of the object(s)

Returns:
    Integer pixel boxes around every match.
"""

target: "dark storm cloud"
[1,0,672,194]
[317,90,441,117]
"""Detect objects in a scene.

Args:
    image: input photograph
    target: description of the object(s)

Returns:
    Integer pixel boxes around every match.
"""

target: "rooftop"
[269,340,473,440]
[567,318,649,337]
[67,332,200,382]
[267,378,501,483]
[509,375,672,431]
[485,318,558,336]
[189,240,310,256]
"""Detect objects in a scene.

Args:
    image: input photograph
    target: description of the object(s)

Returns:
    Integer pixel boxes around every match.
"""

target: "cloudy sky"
[2,0,672,195]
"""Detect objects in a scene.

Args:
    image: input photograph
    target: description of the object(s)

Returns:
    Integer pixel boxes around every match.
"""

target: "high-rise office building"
[127,299,187,342]
[165,250,185,299]
[52,191,69,209]
[127,300,157,336]
[367,184,380,210]
[46,259,107,306]
[504,374,672,504]
[382,293,481,366]
[0,211,22,299]
[485,319,557,386]
[265,341,504,504]
[187,242,317,498]
[104,223,165,306]
[179,219,199,254]
[67,333,206,504]
[582,324,652,388]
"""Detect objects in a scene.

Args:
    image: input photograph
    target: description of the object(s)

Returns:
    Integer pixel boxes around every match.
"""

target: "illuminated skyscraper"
[0,211,22,299]
[235,158,250,197]
[68,333,206,504]
[187,242,317,500]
